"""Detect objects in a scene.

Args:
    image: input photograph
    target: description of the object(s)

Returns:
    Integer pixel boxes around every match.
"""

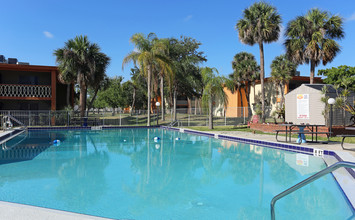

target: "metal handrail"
[7,114,26,127]
[271,161,355,220]
[168,120,179,127]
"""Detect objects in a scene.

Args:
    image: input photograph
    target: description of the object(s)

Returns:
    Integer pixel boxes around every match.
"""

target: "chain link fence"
[0,107,280,129]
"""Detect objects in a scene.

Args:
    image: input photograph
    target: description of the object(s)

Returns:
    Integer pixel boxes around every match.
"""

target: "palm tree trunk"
[209,95,213,129]
[88,86,100,111]
[280,83,285,107]
[66,84,71,106]
[259,42,265,123]
[253,84,256,102]
[160,76,165,121]
[173,87,177,121]
[131,87,136,116]
[147,65,151,126]
[79,81,87,117]
[310,60,315,84]
[246,84,252,118]
[239,87,244,118]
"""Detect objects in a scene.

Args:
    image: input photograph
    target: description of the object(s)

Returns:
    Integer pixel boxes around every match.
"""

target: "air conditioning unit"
[17,62,30,65]
[0,55,6,63]
[8,58,18,64]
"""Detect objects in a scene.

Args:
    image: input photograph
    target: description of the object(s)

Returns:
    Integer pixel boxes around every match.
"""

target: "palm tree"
[153,38,173,121]
[201,67,228,129]
[228,52,260,116]
[236,2,282,122]
[270,54,297,106]
[54,35,110,117]
[87,55,110,110]
[285,8,344,84]
[123,33,170,126]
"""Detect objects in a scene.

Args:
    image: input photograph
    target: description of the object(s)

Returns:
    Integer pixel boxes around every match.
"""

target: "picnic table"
[275,124,331,144]
[336,127,355,151]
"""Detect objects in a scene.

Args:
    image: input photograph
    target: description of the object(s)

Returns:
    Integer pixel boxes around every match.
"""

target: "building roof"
[0,63,58,72]
[254,76,323,84]
[304,84,338,93]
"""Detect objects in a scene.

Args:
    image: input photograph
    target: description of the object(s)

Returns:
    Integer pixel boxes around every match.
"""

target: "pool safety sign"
[296,154,309,166]
[297,94,309,119]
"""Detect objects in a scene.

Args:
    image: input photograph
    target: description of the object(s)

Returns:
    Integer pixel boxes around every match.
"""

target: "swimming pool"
[0,128,353,219]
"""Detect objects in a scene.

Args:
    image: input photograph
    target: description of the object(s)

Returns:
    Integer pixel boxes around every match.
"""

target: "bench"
[274,130,332,144]
[336,135,355,151]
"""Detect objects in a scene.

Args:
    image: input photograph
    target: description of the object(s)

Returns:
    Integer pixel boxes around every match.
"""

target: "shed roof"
[304,84,338,93]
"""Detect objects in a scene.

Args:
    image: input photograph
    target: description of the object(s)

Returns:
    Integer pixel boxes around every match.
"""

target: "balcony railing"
[0,84,51,98]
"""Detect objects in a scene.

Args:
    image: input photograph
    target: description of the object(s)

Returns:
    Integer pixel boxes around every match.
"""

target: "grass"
[185,125,355,144]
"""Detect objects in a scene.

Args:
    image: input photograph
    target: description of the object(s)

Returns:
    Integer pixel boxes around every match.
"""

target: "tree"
[236,2,282,122]
[100,77,125,113]
[128,67,148,113]
[201,67,228,129]
[318,66,355,126]
[122,33,170,126]
[87,54,110,110]
[228,52,260,116]
[318,65,355,91]
[270,54,297,106]
[167,36,206,120]
[285,8,344,84]
[54,35,110,116]
[153,38,173,121]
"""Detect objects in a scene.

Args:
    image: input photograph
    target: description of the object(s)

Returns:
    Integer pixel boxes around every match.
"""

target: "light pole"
[156,102,160,125]
[328,98,335,139]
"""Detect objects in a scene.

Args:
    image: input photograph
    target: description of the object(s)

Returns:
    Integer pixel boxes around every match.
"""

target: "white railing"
[0,84,51,98]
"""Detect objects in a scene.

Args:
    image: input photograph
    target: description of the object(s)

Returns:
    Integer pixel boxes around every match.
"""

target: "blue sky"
[1,0,355,81]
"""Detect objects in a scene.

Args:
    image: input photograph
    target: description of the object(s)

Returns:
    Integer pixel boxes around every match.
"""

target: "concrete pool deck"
[193,129,355,159]
[0,127,354,219]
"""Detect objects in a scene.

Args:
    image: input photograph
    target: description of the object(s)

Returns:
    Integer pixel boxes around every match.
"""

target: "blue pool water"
[0,128,353,219]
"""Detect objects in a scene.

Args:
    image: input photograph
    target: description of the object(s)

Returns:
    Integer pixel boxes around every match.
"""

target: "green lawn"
[185,125,355,144]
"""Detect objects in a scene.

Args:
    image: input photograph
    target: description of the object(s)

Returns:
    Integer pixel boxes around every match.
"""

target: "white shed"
[285,84,355,125]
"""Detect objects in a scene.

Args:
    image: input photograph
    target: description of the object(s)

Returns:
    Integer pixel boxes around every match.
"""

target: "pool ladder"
[271,161,355,220]
[168,120,180,127]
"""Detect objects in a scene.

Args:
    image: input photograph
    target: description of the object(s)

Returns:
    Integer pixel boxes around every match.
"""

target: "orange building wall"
[224,87,249,117]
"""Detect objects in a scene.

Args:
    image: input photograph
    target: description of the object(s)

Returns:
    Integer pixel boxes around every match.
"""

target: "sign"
[297,94,309,119]
[296,154,309,166]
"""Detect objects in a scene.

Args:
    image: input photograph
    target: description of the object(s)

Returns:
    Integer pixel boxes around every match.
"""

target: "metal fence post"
[102,112,105,126]
[120,112,122,126]
[244,107,246,124]
[48,111,51,126]
[225,109,227,126]
[188,113,190,127]
[67,111,70,127]
[29,111,31,126]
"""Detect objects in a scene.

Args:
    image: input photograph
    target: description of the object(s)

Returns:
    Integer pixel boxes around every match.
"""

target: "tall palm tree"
[228,52,260,116]
[270,54,297,106]
[285,8,344,84]
[201,67,228,129]
[153,38,173,121]
[236,2,282,122]
[54,35,110,117]
[123,33,170,126]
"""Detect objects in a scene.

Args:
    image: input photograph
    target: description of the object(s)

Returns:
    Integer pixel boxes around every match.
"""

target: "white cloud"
[347,12,355,21]
[277,25,285,44]
[184,15,193,22]
[43,31,54,38]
